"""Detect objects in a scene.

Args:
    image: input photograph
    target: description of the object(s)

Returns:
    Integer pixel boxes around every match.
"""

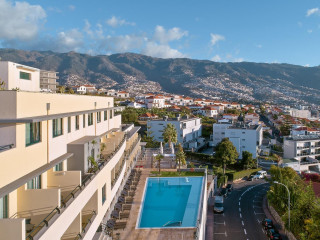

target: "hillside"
[0,48,319,105]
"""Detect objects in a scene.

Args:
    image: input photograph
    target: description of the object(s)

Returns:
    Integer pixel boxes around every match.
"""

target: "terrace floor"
[113,168,196,240]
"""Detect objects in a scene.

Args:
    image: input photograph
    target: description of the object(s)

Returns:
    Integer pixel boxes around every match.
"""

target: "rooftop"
[286,135,320,141]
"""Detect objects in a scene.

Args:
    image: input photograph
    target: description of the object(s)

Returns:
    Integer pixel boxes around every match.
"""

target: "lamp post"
[274,181,290,231]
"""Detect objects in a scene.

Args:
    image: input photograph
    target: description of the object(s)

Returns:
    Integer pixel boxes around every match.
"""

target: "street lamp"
[274,181,290,231]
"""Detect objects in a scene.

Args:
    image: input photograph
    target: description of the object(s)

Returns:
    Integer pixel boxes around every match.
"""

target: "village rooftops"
[286,135,320,141]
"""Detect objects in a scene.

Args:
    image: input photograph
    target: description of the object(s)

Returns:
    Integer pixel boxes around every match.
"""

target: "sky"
[0,0,320,66]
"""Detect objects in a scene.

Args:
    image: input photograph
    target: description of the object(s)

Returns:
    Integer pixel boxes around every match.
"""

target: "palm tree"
[176,143,186,174]
[162,123,177,147]
[155,154,164,174]
[0,79,5,90]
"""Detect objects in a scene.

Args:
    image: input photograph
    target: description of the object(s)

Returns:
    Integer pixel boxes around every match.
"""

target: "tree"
[215,138,238,175]
[241,151,255,169]
[162,123,177,147]
[280,124,291,136]
[176,143,186,173]
[142,126,159,148]
[57,85,65,94]
[0,78,5,90]
[155,154,164,174]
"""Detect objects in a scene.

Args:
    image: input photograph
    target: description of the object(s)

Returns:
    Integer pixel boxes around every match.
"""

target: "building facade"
[0,91,141,240]
[147,116,202,149]
[40,70,59,93]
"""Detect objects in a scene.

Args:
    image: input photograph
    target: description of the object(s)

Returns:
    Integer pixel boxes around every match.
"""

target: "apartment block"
[213,123,263,159]
[40,70,59,93]
[147,116,202,149]
[0,91,141,240]
[0,61,40,92]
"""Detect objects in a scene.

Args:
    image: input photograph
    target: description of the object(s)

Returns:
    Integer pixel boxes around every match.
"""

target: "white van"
[214,196,224,213]
[254,170,267,179]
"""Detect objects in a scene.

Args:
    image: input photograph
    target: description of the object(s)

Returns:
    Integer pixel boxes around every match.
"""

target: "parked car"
[261,218,274,230]
[247,175,257,181]
[267,228,282,240]
[219,188,228,197]
[254,170,267,179]
[226,183,233,192]
[213,196,224,213]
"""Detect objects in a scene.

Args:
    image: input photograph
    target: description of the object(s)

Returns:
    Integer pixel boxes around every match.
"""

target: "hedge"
[226,168,262,181]
[185,152,215,163]
[217,175,228,188]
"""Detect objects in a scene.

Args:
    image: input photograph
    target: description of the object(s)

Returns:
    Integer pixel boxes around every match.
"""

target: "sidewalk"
[205,196,214,240]
[262,196,288,240]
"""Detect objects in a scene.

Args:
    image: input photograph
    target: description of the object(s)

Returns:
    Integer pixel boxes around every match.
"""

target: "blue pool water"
[137,177,204,228]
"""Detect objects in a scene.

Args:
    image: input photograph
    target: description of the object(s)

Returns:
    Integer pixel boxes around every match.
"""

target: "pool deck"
[113,168,197,240]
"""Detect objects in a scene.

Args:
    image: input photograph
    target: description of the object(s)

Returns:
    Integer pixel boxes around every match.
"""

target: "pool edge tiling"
[136,176,204,229]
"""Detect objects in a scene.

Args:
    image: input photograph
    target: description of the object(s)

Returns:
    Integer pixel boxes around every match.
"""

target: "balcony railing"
[111,156,126,189]
[26,135,126,240]
[0,143,14,152]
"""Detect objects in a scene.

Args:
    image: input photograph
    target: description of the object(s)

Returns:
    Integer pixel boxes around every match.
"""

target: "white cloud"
[306,8,320,17]
[210,33,225,46]
[153,25,188,44]
[97,34,145,53]
[0,0,46,40]
[307,29,313,33]
[225,54,244,62]
[69,5,75,11]
[106,16,135,28]
[256,44,262,48]
[304,64,310,67]
[56,29,83,52]
[211,55,221,62]
[142,42,186,58]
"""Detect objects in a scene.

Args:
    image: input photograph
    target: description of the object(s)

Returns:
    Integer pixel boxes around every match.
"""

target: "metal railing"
[0,143,14,152]
[26,136,126,240]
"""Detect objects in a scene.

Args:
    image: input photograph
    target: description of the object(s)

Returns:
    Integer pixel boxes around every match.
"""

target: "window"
[104,111,108,121]
[83,114,86,128]
[20,71,31,80]
[27,175,41,189]
[68,117,71,133]
[0,195,8,219]
[26,122,41,146]
[110,110,113,119]
[54,162,63,171]
[97,112,101,123]
[102,184,106,204]
[75,115,79,130]
[53,118,63,137]
[88,113,93,126]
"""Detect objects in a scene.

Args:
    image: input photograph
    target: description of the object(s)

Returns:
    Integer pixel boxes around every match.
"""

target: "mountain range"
[0,48,319,105]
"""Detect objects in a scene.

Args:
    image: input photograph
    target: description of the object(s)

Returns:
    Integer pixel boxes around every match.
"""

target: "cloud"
[306,8,320,17]
[0,0,46,41]
[307,29,313,33]
[99,34,145,53]
[106,16,135,28]
[69,5,75,11]
[56,29,83,52]
[210,33,225,46]
[142,42,186,58]
[211,55,221,62]
[153,25,188,44]
[256,44,262,48]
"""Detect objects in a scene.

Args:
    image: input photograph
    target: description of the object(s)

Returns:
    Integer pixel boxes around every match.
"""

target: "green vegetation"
[241,151,256,169]
[186,151,215,163]
[215,138,238,175]
[224,109,240,115]
[176,143,186,173]
[154,154,164,174]
[280,124,291,136]
[267,165,320,240]
[141,126,160,148]
[150,171,204,177]
[162,123,177,147]
[271,144,283,152]
[226,168,261,181]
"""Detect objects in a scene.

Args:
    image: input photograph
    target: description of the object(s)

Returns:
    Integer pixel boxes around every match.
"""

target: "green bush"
[186,152,215,163]
[217,175,228,187]
[226,168,261,181]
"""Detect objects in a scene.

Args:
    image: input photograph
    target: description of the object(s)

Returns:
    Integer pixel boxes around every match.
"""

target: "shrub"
[186,152,215,163]
[226,168,261,181]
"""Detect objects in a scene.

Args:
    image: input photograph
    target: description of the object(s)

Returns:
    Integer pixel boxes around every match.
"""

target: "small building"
[198,106,218,118]
[40,70,59,93]
[244,113,260,124]
[139,112,158,121]
[76,85,96,94]
[145,96,165,109]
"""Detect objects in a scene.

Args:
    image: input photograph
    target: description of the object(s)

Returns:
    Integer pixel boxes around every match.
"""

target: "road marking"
[214,231,227,237]
[253,205,263,208]
[244,229,247,235]
[240,213,242,218]
[257,219,261,223]
[239,202,240,206]
[254,210,265,215]
[242,220,244,226]
[239,197,241,201]
[239,208,241,212]
[214,222,225,225]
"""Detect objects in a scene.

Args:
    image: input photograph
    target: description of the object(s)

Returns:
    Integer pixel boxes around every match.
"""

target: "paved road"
[213,180,270,240]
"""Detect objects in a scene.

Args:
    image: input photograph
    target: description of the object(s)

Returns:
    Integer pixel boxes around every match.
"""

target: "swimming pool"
[137,176,204,228]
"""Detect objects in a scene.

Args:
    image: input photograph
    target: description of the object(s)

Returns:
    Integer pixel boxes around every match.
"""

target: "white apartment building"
[244,113,260,124]
[0,61,40,91]
[147,116,202,149]
[0,91,141,240]
[213,123,263,159]
[289,108,311,119]
[283,135,320,173]
[145,96,165,109]
[198,107,218,118]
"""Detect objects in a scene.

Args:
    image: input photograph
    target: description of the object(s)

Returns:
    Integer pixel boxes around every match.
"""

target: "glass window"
[97,112,101,123]
[54,162,63,171]
[104,111,107,121]
[75,115,79,130]
[27,175,41,189]
[0,195,8,219]
[83,114,86,128]
[53,118,63,137]
[20,71,31,80]
[26,122,41,146]
[110,110,113,119]
[68,117,71,133]
[88,113,93,126]
[102,184,106,204]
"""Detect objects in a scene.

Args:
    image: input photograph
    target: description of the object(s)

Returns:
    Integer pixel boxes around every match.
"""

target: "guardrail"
[26,135,126,240]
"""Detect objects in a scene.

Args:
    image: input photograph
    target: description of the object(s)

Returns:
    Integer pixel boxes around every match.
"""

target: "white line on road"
[214,222,225,225]
[240,213,242,218]
[239,208,241,212]
[239,202,240,206]
[244,229,247,235]
[242,220,244,226]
